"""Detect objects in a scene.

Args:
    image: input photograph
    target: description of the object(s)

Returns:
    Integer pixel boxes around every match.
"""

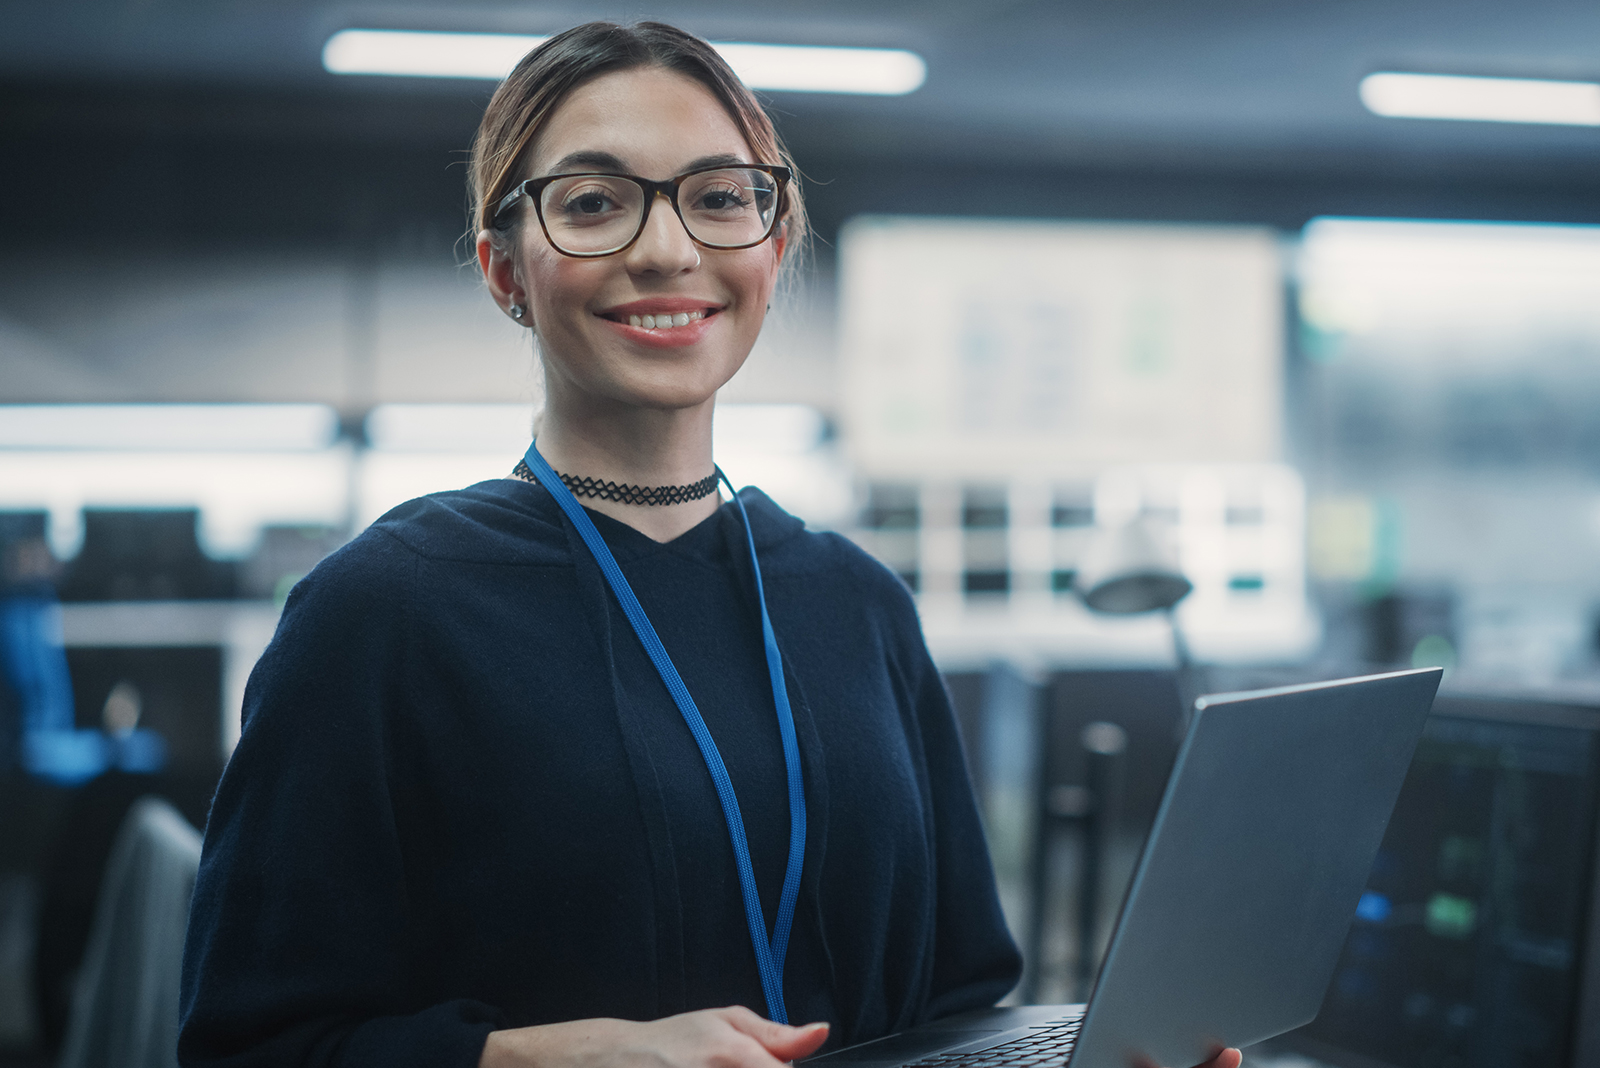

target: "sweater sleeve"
[907,619,1024,1020]
[178,534,503,1068]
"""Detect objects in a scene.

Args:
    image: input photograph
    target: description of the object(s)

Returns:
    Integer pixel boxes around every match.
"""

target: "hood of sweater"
[364,477,808,567]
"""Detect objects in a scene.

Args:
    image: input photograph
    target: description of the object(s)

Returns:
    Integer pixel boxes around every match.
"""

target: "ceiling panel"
[4,0,1598,168]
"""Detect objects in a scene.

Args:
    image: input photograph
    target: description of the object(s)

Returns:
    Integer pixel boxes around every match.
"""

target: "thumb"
[750,1020,831,1061]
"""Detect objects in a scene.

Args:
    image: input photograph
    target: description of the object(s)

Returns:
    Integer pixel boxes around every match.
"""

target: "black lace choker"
[510,459,720,507]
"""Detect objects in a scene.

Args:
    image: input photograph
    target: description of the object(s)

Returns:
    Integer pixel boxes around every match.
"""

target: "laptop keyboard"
[903,1016,1085,1068]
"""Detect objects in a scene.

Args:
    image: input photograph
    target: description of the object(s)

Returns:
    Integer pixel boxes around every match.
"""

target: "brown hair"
[468,21,806,266]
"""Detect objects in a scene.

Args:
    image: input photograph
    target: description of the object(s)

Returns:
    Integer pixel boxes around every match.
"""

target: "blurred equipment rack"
[58,601,279,760]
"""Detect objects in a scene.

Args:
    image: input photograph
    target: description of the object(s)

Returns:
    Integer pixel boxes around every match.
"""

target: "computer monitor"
[1280,689,1600,1068]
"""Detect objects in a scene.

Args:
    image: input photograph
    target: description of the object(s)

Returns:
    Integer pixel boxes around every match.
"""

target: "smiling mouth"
[600,308,717,331]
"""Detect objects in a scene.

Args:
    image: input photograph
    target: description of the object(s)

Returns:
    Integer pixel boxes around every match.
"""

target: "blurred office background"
[4,1,1600,1066]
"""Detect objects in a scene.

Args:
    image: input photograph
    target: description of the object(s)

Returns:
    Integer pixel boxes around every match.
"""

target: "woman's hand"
[1131,1047,1243,1068]
[1189,1049,1242,1068]
[480,1007,831,1068]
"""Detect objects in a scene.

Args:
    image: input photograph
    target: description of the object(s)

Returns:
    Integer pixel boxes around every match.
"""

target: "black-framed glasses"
[492,163,791,258]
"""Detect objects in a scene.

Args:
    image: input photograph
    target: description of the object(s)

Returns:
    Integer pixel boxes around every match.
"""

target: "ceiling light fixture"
[323,30,547,80]
[1360,72,1600,127]
[322,29,927,95]
[0,404,339,452]
[713,42,925,95]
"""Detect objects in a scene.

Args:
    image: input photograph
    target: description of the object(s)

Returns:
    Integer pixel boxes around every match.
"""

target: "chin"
[628,382,727,412]
[605,357,746,411]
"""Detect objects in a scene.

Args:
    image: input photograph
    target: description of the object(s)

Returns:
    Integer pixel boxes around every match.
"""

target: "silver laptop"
[808,668,1443,1068]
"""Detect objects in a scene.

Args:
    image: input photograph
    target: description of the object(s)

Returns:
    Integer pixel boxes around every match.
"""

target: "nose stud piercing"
[509,304,525,320]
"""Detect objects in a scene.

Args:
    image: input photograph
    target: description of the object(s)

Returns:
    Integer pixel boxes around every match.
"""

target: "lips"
[595,298,721,347]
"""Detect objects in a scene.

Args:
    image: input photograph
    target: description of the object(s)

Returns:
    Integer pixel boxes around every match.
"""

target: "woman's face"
[487,66,784,412]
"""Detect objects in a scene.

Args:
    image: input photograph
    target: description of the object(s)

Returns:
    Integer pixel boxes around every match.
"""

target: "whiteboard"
[838,217,1284,479]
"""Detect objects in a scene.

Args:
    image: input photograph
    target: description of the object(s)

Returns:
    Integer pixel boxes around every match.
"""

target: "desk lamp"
[1054,517,1194,996]
[1074,516,1196,724]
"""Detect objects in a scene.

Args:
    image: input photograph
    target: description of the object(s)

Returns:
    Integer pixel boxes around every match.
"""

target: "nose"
[624,190,701,275]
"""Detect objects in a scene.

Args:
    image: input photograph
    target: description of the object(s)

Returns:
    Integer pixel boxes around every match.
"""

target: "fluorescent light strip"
[364,403,537,453]
[323,30,547,80]
[713,42,925,95]
[322,29,926,95]
[1360,72,1600,127]
[0,404,339,451]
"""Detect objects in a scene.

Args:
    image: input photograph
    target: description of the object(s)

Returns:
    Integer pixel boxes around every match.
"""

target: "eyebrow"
[682,153,749,170]
[547,150,629,173]
[543,150,752,176]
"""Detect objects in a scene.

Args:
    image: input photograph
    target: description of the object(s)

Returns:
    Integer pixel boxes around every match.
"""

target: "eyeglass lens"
[539,169,780,255]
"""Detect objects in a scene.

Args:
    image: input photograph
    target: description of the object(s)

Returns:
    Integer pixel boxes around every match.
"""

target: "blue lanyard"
[521,442,807,1024]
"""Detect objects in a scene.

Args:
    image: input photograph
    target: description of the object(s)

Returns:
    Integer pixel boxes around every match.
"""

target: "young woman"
[178,21,1237,1068]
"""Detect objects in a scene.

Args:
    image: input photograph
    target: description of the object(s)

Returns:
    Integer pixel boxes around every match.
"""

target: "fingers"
[765,1022,830,1061]
[717,1007,831,1062]
[1128,1045,1242,1068]
[1191,1048,1242,1068]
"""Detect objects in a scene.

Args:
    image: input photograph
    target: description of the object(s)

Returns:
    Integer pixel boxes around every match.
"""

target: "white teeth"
[625,310,707,330]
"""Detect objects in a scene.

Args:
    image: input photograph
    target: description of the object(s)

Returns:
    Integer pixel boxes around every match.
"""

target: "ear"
[477,229,528,325]
[772,219,788,264]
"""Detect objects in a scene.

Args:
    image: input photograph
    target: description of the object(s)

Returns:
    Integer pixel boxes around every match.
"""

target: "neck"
[533,393,721,544]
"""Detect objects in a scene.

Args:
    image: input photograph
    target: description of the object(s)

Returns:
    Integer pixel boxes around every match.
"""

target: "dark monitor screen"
[1284,693,1600,1068]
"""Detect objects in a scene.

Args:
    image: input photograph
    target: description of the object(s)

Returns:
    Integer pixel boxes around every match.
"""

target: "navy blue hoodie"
[179,478,1020,1068]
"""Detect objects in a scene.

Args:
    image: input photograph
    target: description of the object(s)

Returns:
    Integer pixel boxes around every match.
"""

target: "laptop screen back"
[1068,669,1441,1068]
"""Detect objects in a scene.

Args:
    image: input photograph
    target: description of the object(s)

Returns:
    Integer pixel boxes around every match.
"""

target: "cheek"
[518,244,558,295]
[730,249,781,306]
[522,256,595,323]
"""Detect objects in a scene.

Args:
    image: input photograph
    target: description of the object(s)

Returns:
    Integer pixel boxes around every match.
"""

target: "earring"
[509,304,525,320]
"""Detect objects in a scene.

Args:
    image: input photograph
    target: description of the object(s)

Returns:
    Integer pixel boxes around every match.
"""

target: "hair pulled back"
[468,21,806,261]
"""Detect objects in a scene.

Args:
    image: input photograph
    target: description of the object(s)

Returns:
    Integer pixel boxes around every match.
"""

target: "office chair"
[58,796,201,1068]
